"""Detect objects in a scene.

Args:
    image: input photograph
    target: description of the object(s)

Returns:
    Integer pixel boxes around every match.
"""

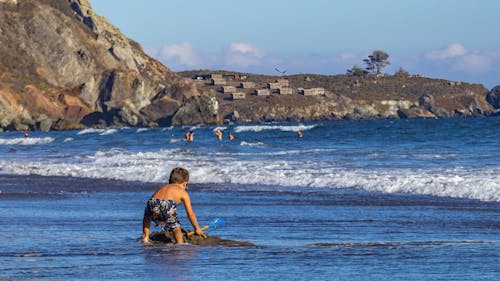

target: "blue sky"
[90,0,500,88]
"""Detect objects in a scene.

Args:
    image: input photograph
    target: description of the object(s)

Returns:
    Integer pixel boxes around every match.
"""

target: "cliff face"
[180,71,497,123]
[0,1,497,132]
[0,0,217,131]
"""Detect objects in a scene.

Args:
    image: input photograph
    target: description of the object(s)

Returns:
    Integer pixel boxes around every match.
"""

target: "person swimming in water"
[214,129,222,141]
[228,132,234,141]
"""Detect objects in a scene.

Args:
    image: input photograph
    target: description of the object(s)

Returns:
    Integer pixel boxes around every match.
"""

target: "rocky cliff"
[180,71,498,123]
[0,0,218,131]
[0,1,497,132]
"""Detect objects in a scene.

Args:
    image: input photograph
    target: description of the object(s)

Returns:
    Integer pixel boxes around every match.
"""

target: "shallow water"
[1,118,499,280]
[0,175,499,280]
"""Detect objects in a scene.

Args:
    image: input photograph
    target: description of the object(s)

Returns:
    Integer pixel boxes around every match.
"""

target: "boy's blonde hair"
[169,167,189,184]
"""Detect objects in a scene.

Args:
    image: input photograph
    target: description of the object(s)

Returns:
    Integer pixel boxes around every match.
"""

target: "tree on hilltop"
[394,67,410,78]
[347,65,368,77]
[363,50,390,75]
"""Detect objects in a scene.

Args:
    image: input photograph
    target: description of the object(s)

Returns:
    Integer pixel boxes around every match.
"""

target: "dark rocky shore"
[0,0,499,132]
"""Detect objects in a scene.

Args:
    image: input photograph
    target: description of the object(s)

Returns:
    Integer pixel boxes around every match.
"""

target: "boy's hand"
[141,235,151,244]
[195,227,207,238]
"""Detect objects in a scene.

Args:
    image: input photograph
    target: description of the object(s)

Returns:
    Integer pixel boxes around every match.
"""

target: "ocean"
[0,117,499,280]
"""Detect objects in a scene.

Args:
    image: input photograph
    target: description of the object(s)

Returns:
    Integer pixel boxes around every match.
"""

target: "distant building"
[278,87,293,95]
[268,79,289,90]
[240,82,256,89]
[210,73,223,79]
[301,88,325,96]
[232,92,246,100]
[267,82,281,90]
[221,85,236,93]
[276,78,289,88]
[255,89,270,96]
[211,78,226,85]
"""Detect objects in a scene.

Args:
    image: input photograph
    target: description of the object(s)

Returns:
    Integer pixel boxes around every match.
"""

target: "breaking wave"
[0,148,498,202]
[234,124,320,133]
[100,129,118,136]
[0,137,55,145]
[77,128,105,135]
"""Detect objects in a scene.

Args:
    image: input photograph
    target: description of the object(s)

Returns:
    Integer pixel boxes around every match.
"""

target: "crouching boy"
[141,167,205,244]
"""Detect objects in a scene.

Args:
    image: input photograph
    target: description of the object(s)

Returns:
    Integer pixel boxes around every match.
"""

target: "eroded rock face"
[486,86,500,109]
[0,0,211,131]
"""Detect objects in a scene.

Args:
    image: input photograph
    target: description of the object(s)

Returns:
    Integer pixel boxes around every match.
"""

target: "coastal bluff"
[0,0,217,132]
[180,71,499,124]
[0,1,498,132]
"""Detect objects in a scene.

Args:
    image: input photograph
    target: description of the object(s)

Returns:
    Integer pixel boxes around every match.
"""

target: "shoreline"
[1,173,498,206]
[0,115,498,133]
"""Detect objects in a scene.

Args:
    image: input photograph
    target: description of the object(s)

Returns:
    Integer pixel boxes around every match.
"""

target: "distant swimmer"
[228,132,234,141]
[185,131,190,141]
[297,130,303,138]
[23,132,29,139]
[188,131,194,142]
[214,129,222,141]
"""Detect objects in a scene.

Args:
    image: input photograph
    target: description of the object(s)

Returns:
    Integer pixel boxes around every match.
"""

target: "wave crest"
[0,137,55,145]
[0,149,498,202]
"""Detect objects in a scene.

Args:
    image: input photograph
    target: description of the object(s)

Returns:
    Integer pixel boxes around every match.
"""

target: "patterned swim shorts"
[143,198,181,231]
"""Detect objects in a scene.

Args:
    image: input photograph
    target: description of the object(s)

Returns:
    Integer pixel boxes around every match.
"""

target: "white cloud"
[224,42,265,67]
[339,52,357,61]
[453,54,492,73]
[425,43,467,60]
[159,42,201,67]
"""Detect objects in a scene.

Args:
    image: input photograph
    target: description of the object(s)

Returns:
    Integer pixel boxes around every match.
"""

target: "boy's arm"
[141,217,151,244]
[182,192,205,237]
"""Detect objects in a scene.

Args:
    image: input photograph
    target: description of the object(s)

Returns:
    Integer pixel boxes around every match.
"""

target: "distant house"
[211,78,226,85]
[240,82,256,89]
[210,73,223,79]
[278,87,293,95]
[301,88,325,96]
[221,85,236,93]
[232,92,246,100]
[267,82,281,90]
[255,89,270,96]
[277,78,289,88]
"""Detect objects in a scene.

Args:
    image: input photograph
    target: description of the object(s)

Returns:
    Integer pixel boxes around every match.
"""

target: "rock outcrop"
[0,1,497,132]
[180,71,496,124]
[486,86,500,115]
[0,0,217,131]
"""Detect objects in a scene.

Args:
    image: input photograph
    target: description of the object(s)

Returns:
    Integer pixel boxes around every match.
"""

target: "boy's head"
[169,167,189,184]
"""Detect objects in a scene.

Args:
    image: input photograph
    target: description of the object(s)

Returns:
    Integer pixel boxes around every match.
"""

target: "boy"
[141,167,205,244]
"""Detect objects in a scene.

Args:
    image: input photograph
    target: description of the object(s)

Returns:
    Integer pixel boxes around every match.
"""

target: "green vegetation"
[363,50,390,75]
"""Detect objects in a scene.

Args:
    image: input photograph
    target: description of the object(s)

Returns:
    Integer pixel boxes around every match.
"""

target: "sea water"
[0,118,499,280]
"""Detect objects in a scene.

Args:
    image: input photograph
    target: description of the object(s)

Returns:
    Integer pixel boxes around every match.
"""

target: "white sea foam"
[234,124,319,133]
[161,126,174,131]
[240,141,265,147]
[63,138,74,143]
[136,128,150,133]
[77,128,105,135]
[213,126,227,132]
[0,137,55,145]
[0,148,498,202]
[100,129,118,135]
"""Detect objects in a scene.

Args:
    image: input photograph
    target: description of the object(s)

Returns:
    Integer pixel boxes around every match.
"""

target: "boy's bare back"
[151,183,187,205]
